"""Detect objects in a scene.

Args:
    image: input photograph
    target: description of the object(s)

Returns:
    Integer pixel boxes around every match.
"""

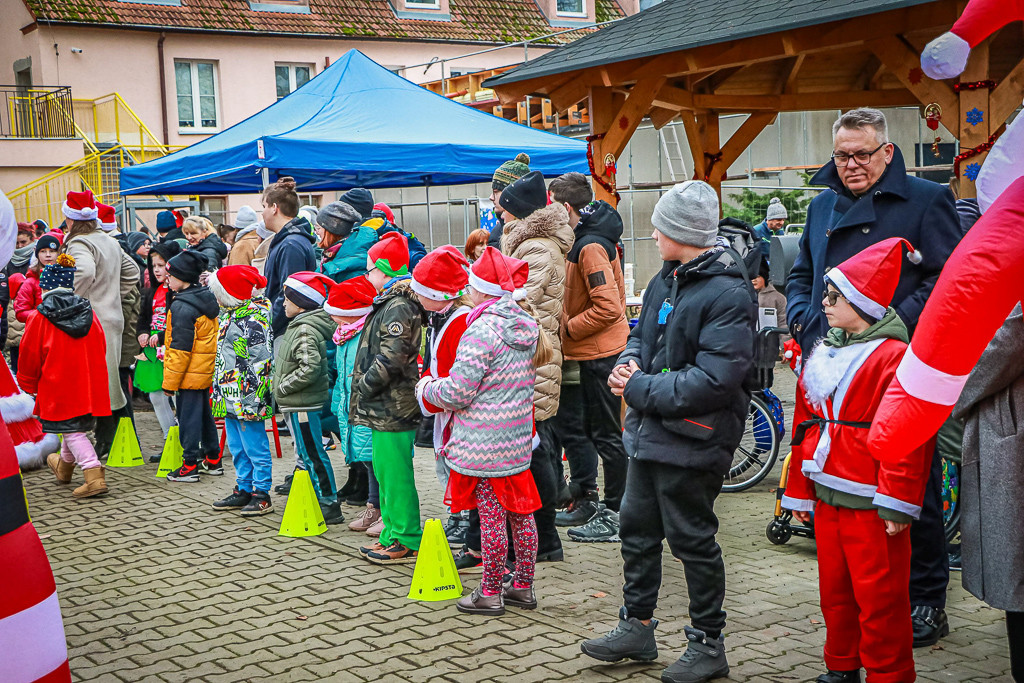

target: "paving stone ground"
[24,369,1012,682]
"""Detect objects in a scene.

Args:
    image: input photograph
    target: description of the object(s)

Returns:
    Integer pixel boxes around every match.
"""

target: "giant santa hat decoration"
[0,190,71,683]
[921,0,1024,79]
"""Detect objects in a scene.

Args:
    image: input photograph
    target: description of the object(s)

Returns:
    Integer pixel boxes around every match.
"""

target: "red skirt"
[445,469,541,515]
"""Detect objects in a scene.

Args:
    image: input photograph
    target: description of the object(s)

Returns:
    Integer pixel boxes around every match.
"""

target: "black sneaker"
[276,418,290,436]
[148,454,162,464]
[568,507,620,543]
[661,626,729,683]
[166,463,200,482]
[274,473,294,495]
[948,545,962,572]
[581,606,659,662]
[212,486,251,510]
[454,546,483,573]
[556,490,600,527]
[446,518,471,548]
[240,491,274,517]
[200,455,224,476]
[320,501,346,525]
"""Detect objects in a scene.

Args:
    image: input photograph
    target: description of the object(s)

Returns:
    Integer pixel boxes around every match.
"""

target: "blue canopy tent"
[119,50,588,197]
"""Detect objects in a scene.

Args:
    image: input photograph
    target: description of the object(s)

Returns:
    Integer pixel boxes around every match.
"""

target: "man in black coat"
[581,180,755,683]
[786,108,962,648]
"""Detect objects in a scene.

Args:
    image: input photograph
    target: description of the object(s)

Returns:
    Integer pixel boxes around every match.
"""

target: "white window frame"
[174,60,220,134]
[405,0,441,9]
[555,0,587,18]
[275,63,315,100]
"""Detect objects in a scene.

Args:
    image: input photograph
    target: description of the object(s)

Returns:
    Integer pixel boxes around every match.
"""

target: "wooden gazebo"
[486,0,1024,204]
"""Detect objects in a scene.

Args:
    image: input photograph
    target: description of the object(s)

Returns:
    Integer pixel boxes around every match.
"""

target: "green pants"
[372,429,422,551]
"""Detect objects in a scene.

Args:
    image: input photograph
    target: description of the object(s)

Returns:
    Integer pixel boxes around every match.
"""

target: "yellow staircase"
[9,93,179,226]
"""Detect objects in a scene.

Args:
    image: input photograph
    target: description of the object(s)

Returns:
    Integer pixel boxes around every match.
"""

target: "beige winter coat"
[227,227,262,267]
[64,229,141,410]
[501,203,573,421]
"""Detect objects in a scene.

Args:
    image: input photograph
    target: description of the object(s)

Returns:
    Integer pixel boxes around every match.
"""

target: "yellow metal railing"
[72,93,170,160]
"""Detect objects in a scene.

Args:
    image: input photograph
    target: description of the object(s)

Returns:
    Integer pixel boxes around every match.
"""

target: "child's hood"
[173,285,220,320]
[38,290,94,339]
[824,306,909,349]
[477,296,538,351]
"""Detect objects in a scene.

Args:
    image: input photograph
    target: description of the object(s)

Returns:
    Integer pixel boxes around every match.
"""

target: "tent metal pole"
[425,183,432,244]
[261,168,270,189]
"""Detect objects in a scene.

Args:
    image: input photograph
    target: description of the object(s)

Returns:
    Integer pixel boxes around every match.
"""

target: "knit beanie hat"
[125,232,151,255]
[97,203,118,232]
[323,275,377,317]
[367,231,409,278]
[209,264,267,305]
[234,205,259,231]
[340,188,375,220]
[412,245,469,301]
[765,197,788,221]
[149,240,182,267]
[651,180,720,248]
[156,210,178,233]
[32,219,49,234]
[492,153,531,191]
[283,271,334,310]
[39,253,77,291]
[498,170,548,220]
[62,191,98,222]
[35,234,61,256]
[317,201,363,237]
[166,250,207,284]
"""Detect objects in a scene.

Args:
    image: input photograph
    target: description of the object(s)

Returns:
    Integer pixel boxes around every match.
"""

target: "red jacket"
[13,271,41,324]
[417,307,470,453]
[782,337,932,520]
[17,293,111,422]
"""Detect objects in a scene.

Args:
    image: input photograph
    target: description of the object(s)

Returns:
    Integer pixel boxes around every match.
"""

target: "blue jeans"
[225,416,273,493]
[289,411,337,505]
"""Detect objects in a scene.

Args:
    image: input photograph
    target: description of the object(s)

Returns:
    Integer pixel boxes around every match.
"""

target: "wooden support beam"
[653,89,920,112]
[597,76,667,169]
[867,35,959,135]
[854,54,882,91]
[649,106,680,130]
[652,85,694,110]
[680,111,705,180]
[588,86,617,205]
[688,66,743,90]
[957,40,991,198]
[991,56,1024,128]
[719,112,778,170]
[777,55,804,94]
[698,111,722,196]
[548,77,590,112]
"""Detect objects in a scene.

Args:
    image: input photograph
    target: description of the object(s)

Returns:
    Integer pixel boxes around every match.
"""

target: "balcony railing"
[0,85,77,139]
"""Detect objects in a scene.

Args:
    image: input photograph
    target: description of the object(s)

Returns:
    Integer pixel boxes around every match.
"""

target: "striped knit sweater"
[419,295,538,477]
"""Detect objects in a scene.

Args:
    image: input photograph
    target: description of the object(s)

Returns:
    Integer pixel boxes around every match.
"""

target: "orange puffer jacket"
[162,285,220,392]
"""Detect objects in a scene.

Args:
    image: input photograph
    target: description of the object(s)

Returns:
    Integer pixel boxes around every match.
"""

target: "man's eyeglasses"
[831,142,888,167]
[823,289,846,307]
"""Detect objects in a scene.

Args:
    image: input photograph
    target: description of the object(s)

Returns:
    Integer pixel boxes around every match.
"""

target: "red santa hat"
[62,190,98,222]
[367,231,409,277]
[96,203,117,232]
[921,0,1022,79]
[411,245,469,301]
[372,202,396,223]
[826,237,922,321]
[209,265,267,304]
[323,275,377,317]
[283,271,334,309]
[469,246,529,300]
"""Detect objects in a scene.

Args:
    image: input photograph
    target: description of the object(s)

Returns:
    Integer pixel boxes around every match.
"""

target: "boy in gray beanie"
[581,179,755,683]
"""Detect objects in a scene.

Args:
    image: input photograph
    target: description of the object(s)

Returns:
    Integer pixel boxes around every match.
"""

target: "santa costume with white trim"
[782,237,934,683]
[0,188,70,683]
[0,360,60,470]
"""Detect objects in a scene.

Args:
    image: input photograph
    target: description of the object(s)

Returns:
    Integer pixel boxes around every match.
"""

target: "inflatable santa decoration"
[921,0,1024,79]
[0,362,60,470]
[0,190,70,682]
[869,0,1024,458]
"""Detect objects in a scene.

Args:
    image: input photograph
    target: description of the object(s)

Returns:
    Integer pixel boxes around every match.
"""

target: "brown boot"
[46,453,74,485]
[73,467,108,499]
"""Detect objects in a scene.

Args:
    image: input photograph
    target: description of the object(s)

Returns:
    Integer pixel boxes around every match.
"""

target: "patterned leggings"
[476,479,538,595]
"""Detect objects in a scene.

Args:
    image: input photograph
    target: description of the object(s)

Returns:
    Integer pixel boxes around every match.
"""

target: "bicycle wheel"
[723,393,781,492]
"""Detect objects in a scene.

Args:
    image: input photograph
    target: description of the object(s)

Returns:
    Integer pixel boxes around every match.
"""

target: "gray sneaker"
[567,506,620,543]
[660,627,729,683]
[581,607,658,662]
[555,490,600,527]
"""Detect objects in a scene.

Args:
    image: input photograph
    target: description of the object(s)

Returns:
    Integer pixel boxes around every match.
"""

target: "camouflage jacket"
[350,278,424,432]
[212,297,274,420]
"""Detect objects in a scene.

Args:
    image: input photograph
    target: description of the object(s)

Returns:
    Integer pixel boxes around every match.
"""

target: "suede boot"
[73,467,108,499]
[47,453,74,485]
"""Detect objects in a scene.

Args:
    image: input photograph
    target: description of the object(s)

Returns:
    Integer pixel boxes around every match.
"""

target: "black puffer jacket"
[38,289,94,338]
[192,233,228,271]
[619,248,756,475]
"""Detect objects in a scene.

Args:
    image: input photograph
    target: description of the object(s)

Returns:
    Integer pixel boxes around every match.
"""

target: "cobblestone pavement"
[25,373,1011,682]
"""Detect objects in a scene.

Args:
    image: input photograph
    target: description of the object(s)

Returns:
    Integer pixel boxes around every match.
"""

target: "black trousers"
[1007,611,1024,682]
[465,419,561,556]
[176,388,218,465]
[909,444,949,609]
[554,355,629,510]
[620,458,726,636]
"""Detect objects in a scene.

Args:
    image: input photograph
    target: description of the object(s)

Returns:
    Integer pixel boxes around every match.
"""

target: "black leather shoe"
[816,670,861,683]
[911,605,949,647]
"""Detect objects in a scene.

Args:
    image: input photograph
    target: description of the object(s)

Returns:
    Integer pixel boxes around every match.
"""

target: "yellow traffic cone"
[155,426,185,478]
[105,417,144,467]
[408,518,463,601]
[278,470,326,537]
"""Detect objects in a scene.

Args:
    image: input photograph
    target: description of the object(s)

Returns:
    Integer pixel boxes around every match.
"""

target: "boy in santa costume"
[351,232,425,564]
[410,246,473,543]
[19,254,112,499]
[782,237,934,683]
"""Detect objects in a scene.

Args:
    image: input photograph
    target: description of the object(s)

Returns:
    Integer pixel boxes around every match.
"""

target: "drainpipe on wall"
[157,31,169,145]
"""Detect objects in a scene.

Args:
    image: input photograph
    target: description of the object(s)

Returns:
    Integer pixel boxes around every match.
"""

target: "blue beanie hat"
[156,210,178,232]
